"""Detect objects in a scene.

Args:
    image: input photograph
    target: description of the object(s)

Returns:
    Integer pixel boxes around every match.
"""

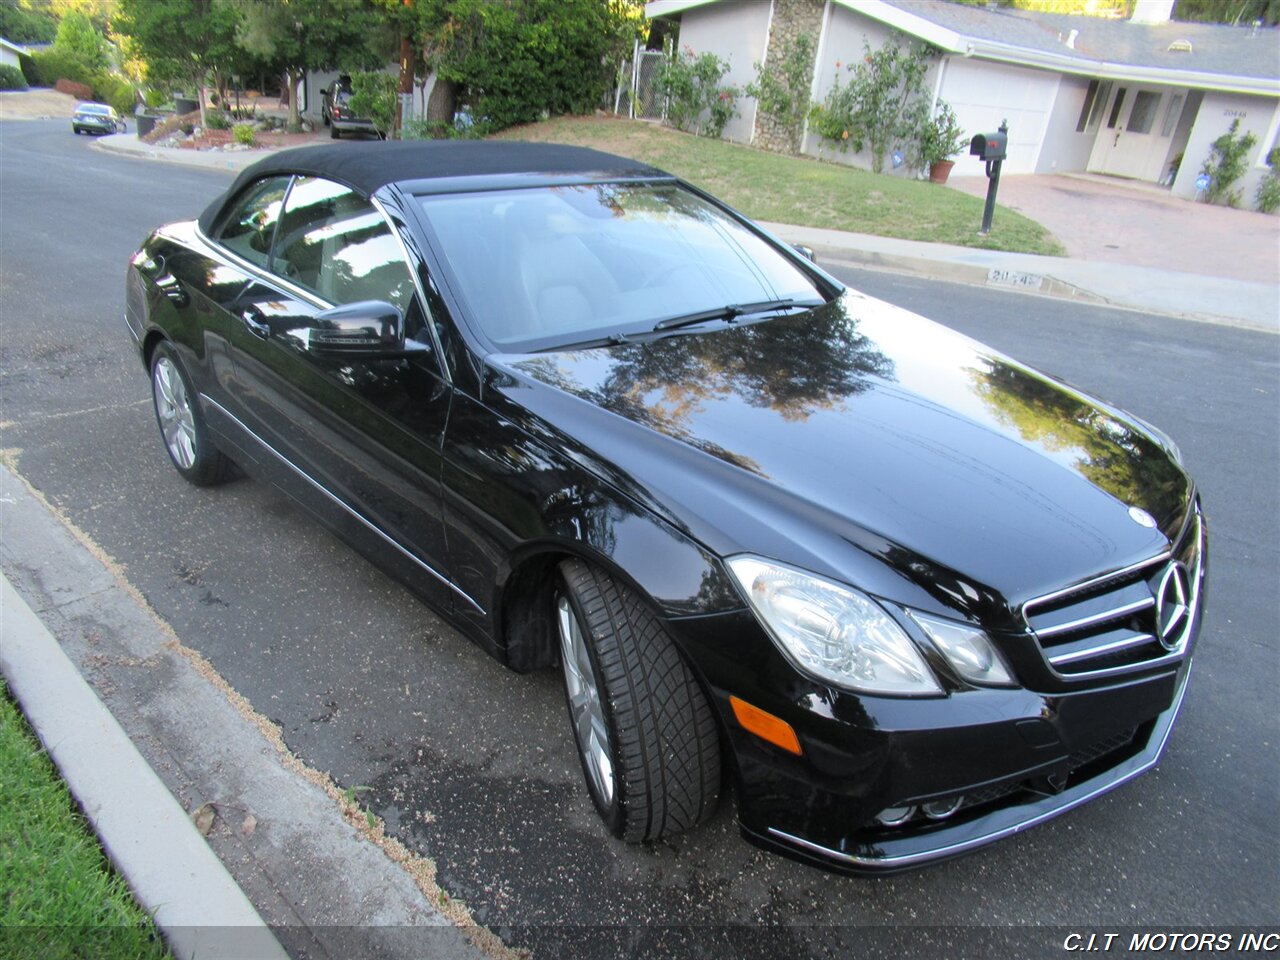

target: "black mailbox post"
[970,119,1009,235]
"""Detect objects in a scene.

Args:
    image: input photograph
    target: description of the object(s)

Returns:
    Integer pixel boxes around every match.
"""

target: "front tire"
[556,559,720,842]
[149,342,232,486]
[330,124,341,140]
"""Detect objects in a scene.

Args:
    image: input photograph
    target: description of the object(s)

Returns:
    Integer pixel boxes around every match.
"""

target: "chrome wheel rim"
[153,357,197,470]
[557,594,615,805]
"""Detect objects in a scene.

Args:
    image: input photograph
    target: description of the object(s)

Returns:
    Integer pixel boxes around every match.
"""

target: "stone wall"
[752,0,824,153]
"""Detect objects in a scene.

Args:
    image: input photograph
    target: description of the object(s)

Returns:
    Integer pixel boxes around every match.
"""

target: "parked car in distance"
[72,102,125,135]
[320,76,380,139]
[124,141,1205,874]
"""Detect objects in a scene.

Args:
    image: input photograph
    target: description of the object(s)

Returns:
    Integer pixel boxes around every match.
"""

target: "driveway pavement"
[948,172,1280,286]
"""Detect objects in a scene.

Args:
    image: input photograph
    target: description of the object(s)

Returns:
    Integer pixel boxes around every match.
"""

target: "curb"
[91,133,277,173]
[0,575,289,960]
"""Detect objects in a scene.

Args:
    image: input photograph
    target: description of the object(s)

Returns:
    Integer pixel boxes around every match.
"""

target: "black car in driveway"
[320,76,379,140]
[124,141,1205,874]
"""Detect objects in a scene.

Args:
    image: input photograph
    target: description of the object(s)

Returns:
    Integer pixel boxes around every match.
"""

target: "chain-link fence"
[610,41,666,121]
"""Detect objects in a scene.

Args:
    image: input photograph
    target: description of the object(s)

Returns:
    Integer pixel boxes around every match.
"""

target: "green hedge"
[0,64,27,91]
[29,47,94,87]
[91,72,136,115]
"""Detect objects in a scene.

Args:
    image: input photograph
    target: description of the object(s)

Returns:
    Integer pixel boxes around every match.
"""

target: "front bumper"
[672,571,1201,875]
[745,663,1191,873]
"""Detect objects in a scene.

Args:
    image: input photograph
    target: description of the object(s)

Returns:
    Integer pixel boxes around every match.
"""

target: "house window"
[1107,88,1127,129]
[1160,94,1184,138]
[1128,91,1161,134]
[1076,80,1113,134]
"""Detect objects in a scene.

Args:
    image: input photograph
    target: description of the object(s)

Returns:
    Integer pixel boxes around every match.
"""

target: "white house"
[646,0,1280,203]
[1,37,30,72]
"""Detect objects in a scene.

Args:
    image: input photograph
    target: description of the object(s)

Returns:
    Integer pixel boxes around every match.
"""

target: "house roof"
[1,37,32,56]
[646,0,1280,96]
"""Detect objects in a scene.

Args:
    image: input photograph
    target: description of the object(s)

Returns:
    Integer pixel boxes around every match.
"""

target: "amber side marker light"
[730,696,802,756]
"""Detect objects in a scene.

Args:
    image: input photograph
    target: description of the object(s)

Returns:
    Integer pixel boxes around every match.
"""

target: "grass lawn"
[495,115,1065,256]
[0,679,170,960]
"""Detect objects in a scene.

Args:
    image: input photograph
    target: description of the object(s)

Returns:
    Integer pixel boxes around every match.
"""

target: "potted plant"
[920,101,967,184]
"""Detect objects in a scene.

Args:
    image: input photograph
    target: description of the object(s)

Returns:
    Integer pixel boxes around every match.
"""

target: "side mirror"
[309,300,420,357]
[793,244,816,262]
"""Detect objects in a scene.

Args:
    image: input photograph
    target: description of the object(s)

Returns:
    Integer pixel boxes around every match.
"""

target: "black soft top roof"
[198,140,667,234]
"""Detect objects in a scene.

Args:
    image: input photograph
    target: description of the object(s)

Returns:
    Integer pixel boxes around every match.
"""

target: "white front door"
[1088,86,1187,181]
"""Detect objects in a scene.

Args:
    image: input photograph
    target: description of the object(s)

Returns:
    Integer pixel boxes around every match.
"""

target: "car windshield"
[416,182,824,350]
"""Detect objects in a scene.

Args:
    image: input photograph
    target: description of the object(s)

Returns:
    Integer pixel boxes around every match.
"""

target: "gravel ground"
[0,88,77,120]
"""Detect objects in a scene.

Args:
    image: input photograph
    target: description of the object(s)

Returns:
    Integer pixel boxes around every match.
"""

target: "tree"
[1173,0,1279,24]
[53,8,109,72]
[391,0,638,133]
[0,0,58,44]
[235,0,390,131]
[114,0,241,126]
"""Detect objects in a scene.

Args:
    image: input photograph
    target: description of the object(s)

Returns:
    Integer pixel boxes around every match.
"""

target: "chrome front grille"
[1023,507,1203,681]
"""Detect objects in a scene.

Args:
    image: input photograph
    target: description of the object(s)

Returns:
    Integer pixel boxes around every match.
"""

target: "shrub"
[90,73,136,116]
[426,0,632,134]
[31,47,94,87]
[348,71,396,138]
[916,99,967,169]
[205,110,231,131]
[0,64,27,91]
[18,52,38,86]
[654,44,739,138]
[1200,119,1258,207]
[403,117,457,140]
[55,78,94,101]
[746,32,815,154]
[233,123,256,147]
[810,39,937,174]
[1256,147,1280,215]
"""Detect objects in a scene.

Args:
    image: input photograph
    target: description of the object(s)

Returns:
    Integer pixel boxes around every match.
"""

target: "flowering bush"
[809,39,936,173]
[654,43,739,138]
[1200,119,1258,207]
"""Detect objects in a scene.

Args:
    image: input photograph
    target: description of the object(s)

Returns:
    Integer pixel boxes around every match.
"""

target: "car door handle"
[240,306,270,339]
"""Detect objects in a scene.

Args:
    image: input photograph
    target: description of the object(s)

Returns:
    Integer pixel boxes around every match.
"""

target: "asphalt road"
[2,119,1277,955]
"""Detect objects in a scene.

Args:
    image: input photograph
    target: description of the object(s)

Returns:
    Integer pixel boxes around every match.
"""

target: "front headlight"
[907,611,1014,687]
[727,556,941,696]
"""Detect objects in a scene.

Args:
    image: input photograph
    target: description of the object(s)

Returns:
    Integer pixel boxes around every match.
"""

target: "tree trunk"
[426,77,457,125]
[287,69,302,131]
[197,79,208,130]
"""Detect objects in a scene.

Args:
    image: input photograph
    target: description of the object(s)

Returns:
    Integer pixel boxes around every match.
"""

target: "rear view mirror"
[309,300,414,356]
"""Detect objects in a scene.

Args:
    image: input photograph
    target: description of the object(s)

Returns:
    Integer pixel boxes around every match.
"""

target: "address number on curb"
[987,268,1044,289]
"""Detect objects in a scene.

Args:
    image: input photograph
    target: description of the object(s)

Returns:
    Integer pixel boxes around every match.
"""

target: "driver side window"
[214,176,290,270]
[271,176,413,313]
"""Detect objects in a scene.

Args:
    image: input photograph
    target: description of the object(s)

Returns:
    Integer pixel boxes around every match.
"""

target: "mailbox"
[970,131,1007,162]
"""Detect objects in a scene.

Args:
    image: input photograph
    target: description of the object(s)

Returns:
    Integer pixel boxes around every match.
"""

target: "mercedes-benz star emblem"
[1154,562,1190,650]
[1128,506,1157,528]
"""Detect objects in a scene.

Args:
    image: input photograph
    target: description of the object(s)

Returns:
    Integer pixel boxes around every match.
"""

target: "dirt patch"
[0,88,78,120]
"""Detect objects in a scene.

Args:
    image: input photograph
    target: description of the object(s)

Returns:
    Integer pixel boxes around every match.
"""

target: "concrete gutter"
[1,574,288,960]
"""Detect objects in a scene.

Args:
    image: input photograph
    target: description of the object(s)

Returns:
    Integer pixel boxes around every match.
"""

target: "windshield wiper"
[651,297,824,332]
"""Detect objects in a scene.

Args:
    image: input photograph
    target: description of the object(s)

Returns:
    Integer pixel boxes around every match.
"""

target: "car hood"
[487,292,1191,619]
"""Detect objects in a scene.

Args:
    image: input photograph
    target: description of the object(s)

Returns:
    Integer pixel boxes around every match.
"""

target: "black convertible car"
[125,142,1204,873]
